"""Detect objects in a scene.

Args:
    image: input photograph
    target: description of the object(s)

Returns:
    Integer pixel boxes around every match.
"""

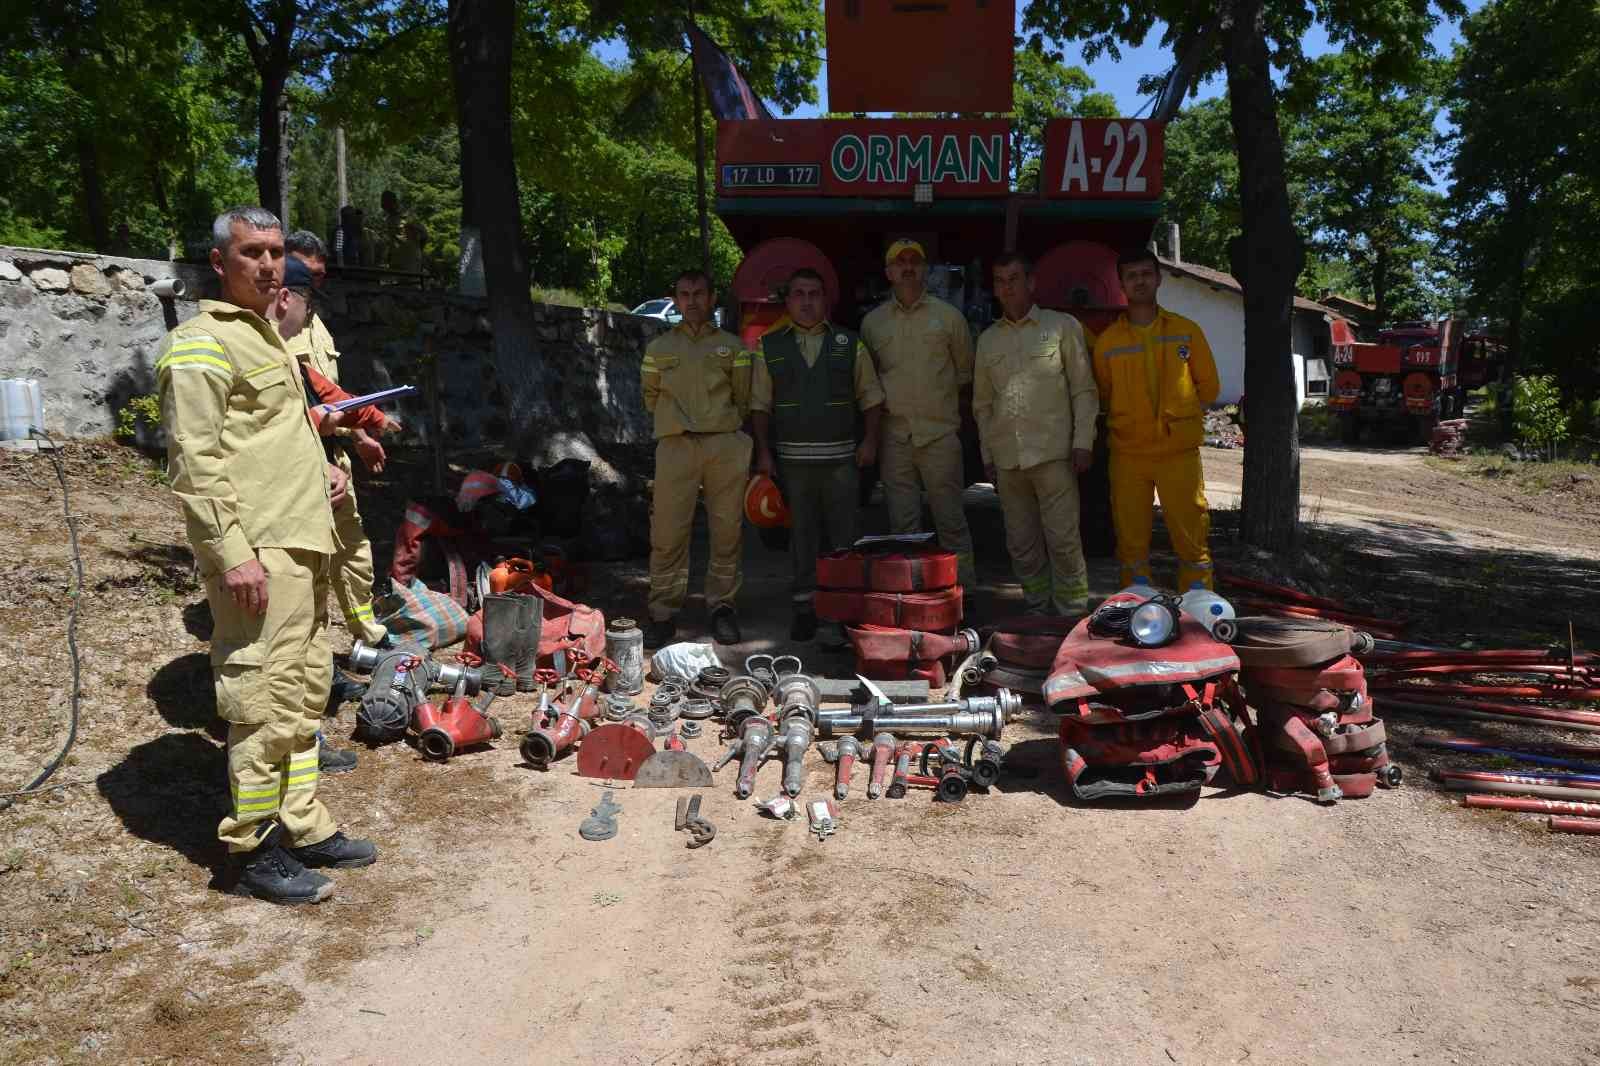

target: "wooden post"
[335,126,349,209]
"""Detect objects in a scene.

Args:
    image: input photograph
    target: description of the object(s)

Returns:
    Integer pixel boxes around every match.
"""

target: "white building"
[1151,254,1336,407]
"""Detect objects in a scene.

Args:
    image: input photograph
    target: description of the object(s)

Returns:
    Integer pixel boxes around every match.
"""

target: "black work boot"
[790,610,818,642]
[514,594,544,693]
[643,617,676,650]
[228,826,334,905]
[711,606,742,646]
[480,594,522,696]
[290,831,379,869]
[317,732,358,774]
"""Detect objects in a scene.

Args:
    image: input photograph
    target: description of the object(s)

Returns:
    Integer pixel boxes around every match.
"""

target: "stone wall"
[0,246,667,487]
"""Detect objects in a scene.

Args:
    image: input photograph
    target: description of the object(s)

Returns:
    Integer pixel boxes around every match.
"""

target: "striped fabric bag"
[375,578,471,651]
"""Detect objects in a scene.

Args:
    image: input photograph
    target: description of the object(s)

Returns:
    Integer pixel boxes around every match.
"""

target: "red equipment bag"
[1044,595,1241,709]
[815,586,963,630]
[817,549,958,592]
[464,583,606,667]
[989,615,1079,671]
[1057,716,1221,800]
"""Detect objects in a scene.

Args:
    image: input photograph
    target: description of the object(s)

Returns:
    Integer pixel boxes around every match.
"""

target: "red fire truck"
[1328,318,1506,444]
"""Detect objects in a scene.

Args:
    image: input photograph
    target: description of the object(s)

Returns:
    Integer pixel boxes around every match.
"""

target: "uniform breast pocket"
[828,356,854,399]
[236,362,293,423]
[652,353,683,384]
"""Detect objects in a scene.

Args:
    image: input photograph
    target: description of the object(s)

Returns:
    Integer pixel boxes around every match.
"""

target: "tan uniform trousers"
[880,429,976,587]
[330,470,386,644]
[649,430,753,621]
[209,547,338,852]
[996,459,1090,615]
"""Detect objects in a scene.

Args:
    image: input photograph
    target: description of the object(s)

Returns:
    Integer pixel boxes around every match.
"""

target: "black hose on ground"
[0,429,84,811]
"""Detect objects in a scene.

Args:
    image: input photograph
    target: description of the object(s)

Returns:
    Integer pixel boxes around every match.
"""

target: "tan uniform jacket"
[157,299,335,575]
[859,292,974,447]
[284,313,356,471]
[974,305,1100,470]
[750,322,886,413]
[640,323,752,439]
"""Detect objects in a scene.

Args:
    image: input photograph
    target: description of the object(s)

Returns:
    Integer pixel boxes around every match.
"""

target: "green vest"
[761,325,859,463]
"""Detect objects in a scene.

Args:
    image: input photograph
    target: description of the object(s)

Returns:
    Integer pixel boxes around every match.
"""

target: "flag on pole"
[688,23,773,121]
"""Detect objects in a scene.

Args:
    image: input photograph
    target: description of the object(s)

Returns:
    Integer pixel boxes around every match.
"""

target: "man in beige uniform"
[283,232,395,663]
[640,269,753,648]
[158,206,377,905]
[860,239,977,589]
[975,252,1100,615]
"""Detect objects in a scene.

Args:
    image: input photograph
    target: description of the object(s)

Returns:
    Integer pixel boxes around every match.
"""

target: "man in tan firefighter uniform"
[751,268,885,644]
[860,239,977,589]
[640,269,753,648]
[283,232,397,705]
[1092,247,1221,591]
[158,206,377,905]
[975,253,1100,615]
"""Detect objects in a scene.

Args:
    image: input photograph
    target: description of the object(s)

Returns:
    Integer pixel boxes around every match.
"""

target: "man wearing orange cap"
[752,268,884,644]
[860,239,977,589]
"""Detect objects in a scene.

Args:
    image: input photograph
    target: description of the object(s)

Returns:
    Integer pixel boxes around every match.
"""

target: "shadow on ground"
[96,730,230,875]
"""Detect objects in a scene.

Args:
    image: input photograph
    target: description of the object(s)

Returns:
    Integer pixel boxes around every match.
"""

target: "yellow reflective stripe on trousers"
[285,753,319,789]
[232,784,281,814]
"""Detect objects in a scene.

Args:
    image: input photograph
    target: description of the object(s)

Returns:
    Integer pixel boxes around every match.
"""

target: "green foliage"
[1011,47,1117,191]
[1445,0,1600,410]
[1284,53,1449,321]
[1298,402,1341,443]
[1510,374,1569,454]
[114,394,162,441]
[1157,98,1239,271]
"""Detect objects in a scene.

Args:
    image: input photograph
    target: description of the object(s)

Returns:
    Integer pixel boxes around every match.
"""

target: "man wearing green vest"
[752,268,886,644]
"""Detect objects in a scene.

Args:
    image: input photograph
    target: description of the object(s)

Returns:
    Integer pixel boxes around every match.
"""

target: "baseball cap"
[282,255,324,295]
[884,239,926,264]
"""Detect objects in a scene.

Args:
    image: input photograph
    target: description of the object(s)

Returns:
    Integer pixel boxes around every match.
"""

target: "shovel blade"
[633,750,714,788]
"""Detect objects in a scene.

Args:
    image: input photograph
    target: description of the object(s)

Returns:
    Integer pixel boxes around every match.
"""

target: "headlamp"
[1129,597,1182,647]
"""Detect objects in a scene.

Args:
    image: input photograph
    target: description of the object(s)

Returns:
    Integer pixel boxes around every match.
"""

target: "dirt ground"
[2,439,1599,1066]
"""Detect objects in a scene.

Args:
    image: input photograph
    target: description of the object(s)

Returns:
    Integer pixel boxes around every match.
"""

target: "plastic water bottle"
[1179,583,1235,633]
[1115,575,1155,601]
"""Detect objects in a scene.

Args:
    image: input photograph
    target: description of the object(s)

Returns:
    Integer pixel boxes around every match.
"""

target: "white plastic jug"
[1114,575,1155,600]
[1179,584,1236,633]
[0,380,43,441]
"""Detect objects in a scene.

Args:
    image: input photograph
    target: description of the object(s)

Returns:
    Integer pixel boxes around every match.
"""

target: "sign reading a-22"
[1040,119,1165,200]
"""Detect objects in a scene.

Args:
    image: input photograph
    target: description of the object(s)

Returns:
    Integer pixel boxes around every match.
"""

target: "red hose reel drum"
[1032,240,1126,314]
[731,237,840,311]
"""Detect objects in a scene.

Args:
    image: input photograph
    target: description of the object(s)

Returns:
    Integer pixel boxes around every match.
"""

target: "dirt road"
[4,441,1599,1066]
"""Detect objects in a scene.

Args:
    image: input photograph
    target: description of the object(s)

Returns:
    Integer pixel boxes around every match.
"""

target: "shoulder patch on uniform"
[1177,345,1191,361]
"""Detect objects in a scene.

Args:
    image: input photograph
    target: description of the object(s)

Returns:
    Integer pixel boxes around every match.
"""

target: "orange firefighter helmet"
[744,474,792,529]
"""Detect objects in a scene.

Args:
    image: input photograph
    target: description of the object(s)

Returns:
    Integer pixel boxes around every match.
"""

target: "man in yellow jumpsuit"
[640,269,753,649]
[158,206,377,905]
[284,232,397,701]
[1092,247,1221,591]
[860,239,977,589]
[975,253,1100,615]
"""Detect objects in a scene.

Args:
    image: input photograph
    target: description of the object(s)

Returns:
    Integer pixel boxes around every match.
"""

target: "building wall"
[1155,271,1328,406]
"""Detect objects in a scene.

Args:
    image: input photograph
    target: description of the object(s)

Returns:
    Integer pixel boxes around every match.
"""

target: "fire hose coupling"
[917,738,972,803]
[350,639,486,696]
[773,673,821,724]
[823,736,865,800]
[720,674,771,734]
[816,682,1019,739]
[955,629,981,656]
[868,732,896,800]
[779,715,815,797]
[416,689,501,761]
[772,655,803,680]
[744,654,777,691]
[734,716,775,799]
[964,737,1006,790]
[887,742,917,799]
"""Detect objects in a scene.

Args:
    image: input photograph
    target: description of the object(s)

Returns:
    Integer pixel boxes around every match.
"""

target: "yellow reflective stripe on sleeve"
[156,352,232,376]
[167,340,226,357]
[732,352,753,368]
[640,357,659,372]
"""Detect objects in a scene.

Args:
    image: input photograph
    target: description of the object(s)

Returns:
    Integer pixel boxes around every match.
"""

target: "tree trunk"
[74,122,110,252]
[447,0,541,419]
[1222,0,1303,553]
[689,10,712,279]
[255,67,290,219]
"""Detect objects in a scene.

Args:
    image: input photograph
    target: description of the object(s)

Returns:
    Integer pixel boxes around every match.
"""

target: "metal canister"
[604,617,645,695]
